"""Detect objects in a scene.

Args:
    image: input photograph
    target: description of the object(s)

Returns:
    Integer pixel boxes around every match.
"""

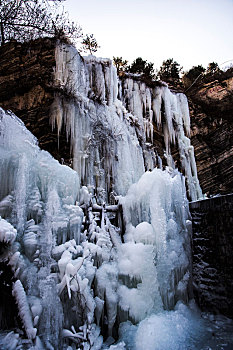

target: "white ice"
[54,44,202,201]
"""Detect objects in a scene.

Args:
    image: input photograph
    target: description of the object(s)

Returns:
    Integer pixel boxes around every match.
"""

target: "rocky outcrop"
[187,71,233,196]
[0,38,71,165]
[190,194,233,318]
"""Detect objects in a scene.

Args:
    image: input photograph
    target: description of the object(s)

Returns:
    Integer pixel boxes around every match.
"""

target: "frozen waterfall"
[52,44,202,202]
[0,43,226,350]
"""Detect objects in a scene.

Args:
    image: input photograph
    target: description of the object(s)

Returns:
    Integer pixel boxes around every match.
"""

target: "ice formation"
[52,44,202,201]
[1,43,223,350]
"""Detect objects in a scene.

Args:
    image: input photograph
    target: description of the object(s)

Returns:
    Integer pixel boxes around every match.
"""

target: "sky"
[63,0,233,72]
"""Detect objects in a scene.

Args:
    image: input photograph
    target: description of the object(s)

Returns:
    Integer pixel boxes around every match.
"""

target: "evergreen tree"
[81,34,100,55]
[113,56,128,75]
[182,65,206,88]
[184,65,206,80]
[157,58,182,83]
[206,62,220,74]
[127,57,155,80]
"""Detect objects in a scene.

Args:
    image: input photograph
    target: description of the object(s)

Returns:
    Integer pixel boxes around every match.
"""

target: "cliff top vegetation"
[113,55,233,93]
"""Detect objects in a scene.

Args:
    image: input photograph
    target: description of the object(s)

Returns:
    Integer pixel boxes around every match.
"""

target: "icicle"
[173,93,202,200]
[12,280,37,340]
[15,154,28,235]
[0,217,17,244]
[152,87,162,126]
[50,95,63,138]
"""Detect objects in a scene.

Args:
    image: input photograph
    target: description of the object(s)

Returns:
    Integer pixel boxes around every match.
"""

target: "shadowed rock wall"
[0,38,72,165]
[188,72,233,196]
[190,194,233,318]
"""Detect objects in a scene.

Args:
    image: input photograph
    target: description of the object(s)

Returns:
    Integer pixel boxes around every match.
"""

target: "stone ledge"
[190,193,233,210]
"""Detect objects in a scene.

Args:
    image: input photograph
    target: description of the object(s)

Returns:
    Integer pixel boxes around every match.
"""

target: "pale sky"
[63,0,233,72]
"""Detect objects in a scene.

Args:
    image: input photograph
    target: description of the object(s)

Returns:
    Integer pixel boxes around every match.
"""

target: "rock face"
[190,194,233,318]
[0,38,71,165]
[187,71,233,196]
[0,39,232,196]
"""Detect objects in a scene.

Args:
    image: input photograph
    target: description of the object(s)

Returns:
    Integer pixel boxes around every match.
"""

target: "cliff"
[0,38,72,165]
[187,71,233,196]
[0,38,232,196]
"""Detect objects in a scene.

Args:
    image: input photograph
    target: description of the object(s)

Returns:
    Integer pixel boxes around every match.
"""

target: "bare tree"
[0,0,82,45]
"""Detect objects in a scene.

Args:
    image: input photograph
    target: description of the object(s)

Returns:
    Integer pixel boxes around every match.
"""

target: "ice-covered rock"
[0,43,210,350]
